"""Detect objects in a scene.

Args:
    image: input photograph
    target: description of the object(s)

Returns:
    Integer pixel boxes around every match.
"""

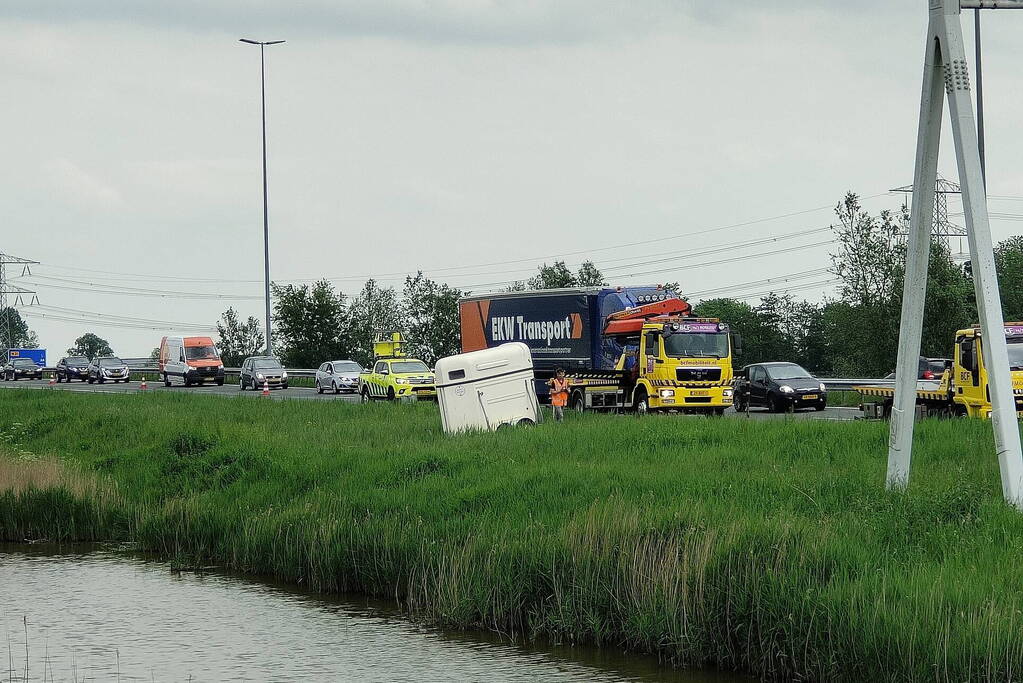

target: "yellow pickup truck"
[359,333,436,401]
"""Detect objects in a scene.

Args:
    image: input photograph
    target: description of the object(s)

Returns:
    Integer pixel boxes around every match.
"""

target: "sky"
[5,1,1023,357]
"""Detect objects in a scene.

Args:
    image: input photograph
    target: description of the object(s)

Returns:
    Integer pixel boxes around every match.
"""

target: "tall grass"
[2,388,1022,680]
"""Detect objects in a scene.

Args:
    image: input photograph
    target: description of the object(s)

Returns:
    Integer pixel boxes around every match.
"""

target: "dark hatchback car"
[3,358,43,381]
[56,356,91,382]
[734,362,827,412]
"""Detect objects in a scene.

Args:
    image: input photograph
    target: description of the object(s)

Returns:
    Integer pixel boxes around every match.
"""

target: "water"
[0,545,751,682]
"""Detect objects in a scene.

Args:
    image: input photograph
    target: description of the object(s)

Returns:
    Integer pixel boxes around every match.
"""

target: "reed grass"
[1,388,1022,681]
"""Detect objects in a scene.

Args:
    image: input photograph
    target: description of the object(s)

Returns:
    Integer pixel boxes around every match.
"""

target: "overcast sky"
[5,1,1023,357]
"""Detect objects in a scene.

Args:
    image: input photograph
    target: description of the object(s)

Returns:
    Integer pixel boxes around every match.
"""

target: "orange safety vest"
[550,377,570,407]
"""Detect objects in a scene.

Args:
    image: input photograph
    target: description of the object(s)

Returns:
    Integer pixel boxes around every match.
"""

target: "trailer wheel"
[517,418,535,427]
[572,391,585,413]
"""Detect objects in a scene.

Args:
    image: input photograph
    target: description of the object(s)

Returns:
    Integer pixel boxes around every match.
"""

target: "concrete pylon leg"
[887,32,943,489]
[939,3,1023,507]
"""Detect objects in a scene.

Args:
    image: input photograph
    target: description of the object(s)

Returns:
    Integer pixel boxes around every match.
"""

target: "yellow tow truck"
[359,332,437,402]
[856,323,1023,418]
[566,298,739,415]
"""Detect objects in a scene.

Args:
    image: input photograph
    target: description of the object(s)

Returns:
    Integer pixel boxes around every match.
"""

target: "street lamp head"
[239,38,261,45]
[239,38,285,45]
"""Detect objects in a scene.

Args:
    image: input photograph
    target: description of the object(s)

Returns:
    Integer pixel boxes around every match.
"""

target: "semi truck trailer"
[459,287,740,414]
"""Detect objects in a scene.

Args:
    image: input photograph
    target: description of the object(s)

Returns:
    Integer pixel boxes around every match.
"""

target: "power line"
[18,277,262,301]
[1,253,40,349]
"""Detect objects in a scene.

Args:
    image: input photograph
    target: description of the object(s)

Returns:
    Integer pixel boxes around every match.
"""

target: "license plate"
[690,390,708,396]
[802,394,818,401]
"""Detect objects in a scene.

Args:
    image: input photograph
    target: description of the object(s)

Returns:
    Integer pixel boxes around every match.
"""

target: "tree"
[347,279,403,366]
[692,298,776,365]
[576,261,606,287]
[401,272,463,365]
[68,333,113,358]
[830,192,905,305]
[0,308,38,349]
[995,236,1023,320]
[216,307,266,367]
[271,280,350,368]
[528,261,577,289]
[149,347,160,362]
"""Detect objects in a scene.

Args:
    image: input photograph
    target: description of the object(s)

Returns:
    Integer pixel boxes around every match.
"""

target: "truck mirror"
[731,333,743,356]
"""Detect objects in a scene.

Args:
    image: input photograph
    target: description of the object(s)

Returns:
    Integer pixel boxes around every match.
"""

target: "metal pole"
[260,43,272,356]
[975,9,986,184]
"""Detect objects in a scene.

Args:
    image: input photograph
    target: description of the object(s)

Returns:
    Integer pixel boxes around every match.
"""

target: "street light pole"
[975,9,986,184]
[240,38,285,356]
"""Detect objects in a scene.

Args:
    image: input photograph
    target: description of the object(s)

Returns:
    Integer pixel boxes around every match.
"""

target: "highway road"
[0,378,861,420]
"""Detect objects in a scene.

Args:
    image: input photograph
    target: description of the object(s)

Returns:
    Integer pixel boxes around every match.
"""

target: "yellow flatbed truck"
[856,323,1023,418]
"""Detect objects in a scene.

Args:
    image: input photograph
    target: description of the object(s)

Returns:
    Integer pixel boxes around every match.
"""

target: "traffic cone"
[139,375,148,392]
[262,380,270,397]
[48,373,56,387]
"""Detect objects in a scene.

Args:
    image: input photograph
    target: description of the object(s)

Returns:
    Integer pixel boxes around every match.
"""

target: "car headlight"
[395,378,408,384]
[659,389,674,398]
[281,371,288,379]
[256,373,264,380]
[723,388,733,397]
[819,382,827,392]
[780,385,794,393]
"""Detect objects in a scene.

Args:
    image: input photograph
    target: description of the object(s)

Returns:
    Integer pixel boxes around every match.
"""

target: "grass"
[2,389,1023,681]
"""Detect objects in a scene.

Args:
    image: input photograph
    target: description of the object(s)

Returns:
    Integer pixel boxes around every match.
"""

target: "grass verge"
[1,389,1022,681]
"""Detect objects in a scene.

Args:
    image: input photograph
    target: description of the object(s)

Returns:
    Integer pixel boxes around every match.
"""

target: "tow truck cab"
[949,324,1023,417]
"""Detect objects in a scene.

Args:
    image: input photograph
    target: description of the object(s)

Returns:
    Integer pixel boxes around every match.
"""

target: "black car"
[734,362,827,412]
[4,358,43,381]
[87,356,131,384]
[56,356,91,382]
[239,356,288,390]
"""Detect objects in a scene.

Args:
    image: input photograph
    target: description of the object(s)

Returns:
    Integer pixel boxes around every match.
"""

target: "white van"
[435,342,541,434]
[159,335,225,387]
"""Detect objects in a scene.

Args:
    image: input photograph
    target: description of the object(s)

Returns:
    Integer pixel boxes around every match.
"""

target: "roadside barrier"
[262,380,270,397]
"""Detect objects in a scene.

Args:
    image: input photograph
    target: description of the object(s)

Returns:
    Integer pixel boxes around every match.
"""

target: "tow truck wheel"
[712,407,725,417]
[387,387,396,401]
[572,391,585,413]
[634,389,649,416]
[361,387,371,403]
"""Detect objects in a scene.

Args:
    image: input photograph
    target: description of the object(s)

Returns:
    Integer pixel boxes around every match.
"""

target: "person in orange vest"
[548,367,570,422]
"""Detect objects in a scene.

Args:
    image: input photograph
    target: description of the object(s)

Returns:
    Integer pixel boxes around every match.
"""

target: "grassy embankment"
[2,389,1023,681]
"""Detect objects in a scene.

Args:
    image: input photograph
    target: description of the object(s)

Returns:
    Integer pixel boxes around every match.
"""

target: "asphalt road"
[0,377,362,403]
[1,378,861,420]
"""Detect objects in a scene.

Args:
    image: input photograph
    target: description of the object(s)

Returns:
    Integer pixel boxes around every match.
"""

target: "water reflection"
[0,544,750,682]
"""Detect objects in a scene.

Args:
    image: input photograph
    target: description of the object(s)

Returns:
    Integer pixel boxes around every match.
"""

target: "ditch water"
[0,545,752,682]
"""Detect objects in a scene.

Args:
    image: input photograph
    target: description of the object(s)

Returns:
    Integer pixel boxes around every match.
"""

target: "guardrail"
[37,365,320,378]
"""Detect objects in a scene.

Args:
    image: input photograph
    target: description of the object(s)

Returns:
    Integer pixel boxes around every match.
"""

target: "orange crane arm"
[603,297,692,336]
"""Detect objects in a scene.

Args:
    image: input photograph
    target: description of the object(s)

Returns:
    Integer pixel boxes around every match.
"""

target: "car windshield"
[391,361,430,374]
[1007,338,1023,370]
[766,364,812,380]
[13,359,36,367]
[98,358,124,367]
[185,345,219,360]
[333,361,362,373]
[662,332,729,358]
[253,359,282,370]
[67,357,88,365]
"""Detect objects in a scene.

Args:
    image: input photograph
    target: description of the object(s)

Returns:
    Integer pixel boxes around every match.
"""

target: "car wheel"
[815,402,826,412]
[183,375,191,388]
[316,380,323,394]
[55,373,61,383]
[87,376,94,384]
[216,378,224,386]
[282,383,289,390]
[163,373,171,387]
[332,382,339,394]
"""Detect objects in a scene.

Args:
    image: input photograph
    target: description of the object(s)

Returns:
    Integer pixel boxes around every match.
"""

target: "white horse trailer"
[435,343,541,433]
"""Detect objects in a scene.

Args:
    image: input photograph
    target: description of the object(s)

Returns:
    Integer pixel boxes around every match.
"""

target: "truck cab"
[612,318,737,414]
[948,324,1023,417]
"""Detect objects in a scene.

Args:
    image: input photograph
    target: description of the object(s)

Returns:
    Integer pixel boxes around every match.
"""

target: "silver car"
[87,356,131,384]
[315,360,363,394]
